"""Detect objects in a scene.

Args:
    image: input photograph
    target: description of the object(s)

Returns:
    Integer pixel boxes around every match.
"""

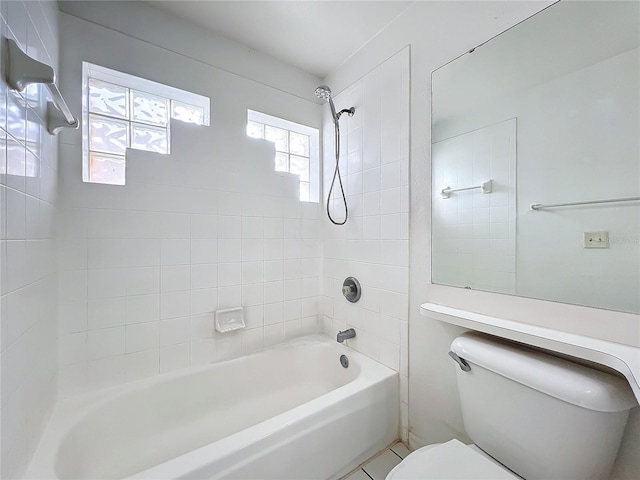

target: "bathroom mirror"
[431,0,640,314]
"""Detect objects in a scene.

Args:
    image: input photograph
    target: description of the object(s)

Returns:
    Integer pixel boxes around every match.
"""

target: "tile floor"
[343,442,411,480]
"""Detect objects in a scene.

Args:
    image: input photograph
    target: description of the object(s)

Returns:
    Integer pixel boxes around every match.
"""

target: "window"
[82,63,210,185]
[246,110,319,202]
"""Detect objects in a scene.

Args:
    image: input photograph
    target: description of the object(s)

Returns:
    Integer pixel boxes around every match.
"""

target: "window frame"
[82,62,210,185]
[247,109,319,203]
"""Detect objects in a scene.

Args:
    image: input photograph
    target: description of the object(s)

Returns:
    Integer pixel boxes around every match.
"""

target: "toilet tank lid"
[451,333,638,412]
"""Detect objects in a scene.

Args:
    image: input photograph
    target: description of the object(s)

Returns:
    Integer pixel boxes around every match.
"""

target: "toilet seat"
[385,439,520,480]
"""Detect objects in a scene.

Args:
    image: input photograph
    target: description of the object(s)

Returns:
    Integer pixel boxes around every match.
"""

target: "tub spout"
[337,328,356,343]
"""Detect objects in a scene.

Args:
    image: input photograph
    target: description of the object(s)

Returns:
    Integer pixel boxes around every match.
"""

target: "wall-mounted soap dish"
[215,307,245,333]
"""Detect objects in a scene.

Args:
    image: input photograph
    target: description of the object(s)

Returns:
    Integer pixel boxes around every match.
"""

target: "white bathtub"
[26,335,399,479]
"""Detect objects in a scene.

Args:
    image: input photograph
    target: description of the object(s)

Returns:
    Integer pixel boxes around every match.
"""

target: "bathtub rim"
[25,334,398,480]
[130,352,398,479]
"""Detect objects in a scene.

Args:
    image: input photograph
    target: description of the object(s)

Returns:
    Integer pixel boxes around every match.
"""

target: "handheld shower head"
[314,85,332,100]
[316,84,355,226]
[315,84,339,123]
[315,84,355,121]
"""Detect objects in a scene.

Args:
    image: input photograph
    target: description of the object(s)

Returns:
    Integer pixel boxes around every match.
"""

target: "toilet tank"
[451,333,637,480]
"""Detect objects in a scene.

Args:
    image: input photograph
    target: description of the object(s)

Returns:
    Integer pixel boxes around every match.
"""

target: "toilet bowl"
[387,333,637,480]
[386,440,519,479]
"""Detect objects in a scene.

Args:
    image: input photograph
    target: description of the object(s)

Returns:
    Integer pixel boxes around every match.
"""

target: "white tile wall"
[0,1,60,477]
[432,119,517,292]
[322,48,410,441]
[57,150,323,395]
[56,13,323,398]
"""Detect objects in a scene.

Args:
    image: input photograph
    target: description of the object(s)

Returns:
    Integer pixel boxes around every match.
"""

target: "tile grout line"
[361,446,404,480]
[390,448,404,460]
[361,468,375,480]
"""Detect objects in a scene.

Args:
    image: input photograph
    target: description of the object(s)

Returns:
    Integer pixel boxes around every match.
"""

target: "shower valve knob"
[342,277,361,303]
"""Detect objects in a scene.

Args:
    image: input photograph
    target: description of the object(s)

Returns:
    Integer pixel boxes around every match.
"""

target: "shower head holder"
[336,107,355,119]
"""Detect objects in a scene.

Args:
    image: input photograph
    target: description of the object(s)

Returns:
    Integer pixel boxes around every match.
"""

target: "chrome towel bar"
[530,196,640,210]
[441,180,492,199]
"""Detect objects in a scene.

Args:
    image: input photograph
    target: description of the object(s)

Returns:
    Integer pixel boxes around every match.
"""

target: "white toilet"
[387,332,637,480]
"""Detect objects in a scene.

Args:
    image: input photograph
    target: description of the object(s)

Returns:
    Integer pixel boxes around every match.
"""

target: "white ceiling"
[146,1,414,78]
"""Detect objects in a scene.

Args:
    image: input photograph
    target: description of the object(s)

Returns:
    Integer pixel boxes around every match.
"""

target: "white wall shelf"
[420,302,640,403]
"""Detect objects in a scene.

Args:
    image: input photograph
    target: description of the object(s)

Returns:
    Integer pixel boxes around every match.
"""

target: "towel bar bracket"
[47,102,79,135]
[5,37,55,90]
[4,37,78,135]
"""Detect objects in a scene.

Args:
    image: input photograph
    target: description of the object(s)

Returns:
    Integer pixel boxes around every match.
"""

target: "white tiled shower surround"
[56,11,323,397]
[322,48,410,441]
[52,9,415,439]
[0,1,60,477]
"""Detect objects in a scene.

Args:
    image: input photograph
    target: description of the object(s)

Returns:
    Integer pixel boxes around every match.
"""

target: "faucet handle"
[342,277,361,303]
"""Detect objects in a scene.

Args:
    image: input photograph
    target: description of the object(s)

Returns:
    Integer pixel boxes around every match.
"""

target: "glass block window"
[82,63,210,185]
[247,110,319,202]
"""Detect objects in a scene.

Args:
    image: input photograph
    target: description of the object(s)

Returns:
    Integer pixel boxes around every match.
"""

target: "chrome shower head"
[315,85,332,100]
[315,84,354,126]
[316,84,338,123]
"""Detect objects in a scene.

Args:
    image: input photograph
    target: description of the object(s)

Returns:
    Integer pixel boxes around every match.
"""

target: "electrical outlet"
[584,231,609,249]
